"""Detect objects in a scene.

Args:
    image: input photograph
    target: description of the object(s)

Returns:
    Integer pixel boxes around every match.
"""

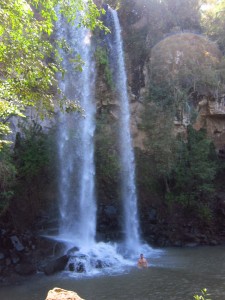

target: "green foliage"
[143,77,220,220]
[0,145,16,214]
[4,120,56,225]
[95,113,120,201]
[167,126,219,221]
[0,0,107,147]
[201,0,225,53]
[150,33,223,114]
[193,288,211,300]
[96,133,119,181]
[142,84,178,188]
[14,120,50,181]
[149,81,175,109]
[95,47,113,88]
[135,149,163,197]
[160,0,202,31]
[106,0,121,10]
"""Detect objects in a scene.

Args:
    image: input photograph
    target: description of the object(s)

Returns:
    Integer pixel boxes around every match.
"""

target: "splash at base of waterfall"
[61,242,162,278]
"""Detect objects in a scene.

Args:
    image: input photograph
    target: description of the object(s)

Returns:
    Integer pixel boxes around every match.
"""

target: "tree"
[160,0,202,32]
[0,145,16,215]
[167,126,219,221]
[201,0,225,53]
[10,120,54,222]
[0,0,106,148]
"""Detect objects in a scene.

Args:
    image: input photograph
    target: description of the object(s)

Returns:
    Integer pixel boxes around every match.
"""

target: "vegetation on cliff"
[1,0,225,246]
[119,0,225,243]
[0,0,106,148]
[0,0,106,220]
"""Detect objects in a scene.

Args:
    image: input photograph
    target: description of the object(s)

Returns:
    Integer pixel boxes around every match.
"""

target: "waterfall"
[56,13,96,249]
[109,8,141,253]
[53,8,158,276]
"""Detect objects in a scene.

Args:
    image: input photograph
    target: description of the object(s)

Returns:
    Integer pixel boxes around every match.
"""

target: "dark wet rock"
[173,241,182,247]
[75,261,85,273]
[68,263,75,271]
[95,259,103,269]
[10,235,24,252]
[2,236,14,251]
[5,258,11,266]
[209,240,218,246]
[148,208,157,224]
[74,254,87,259]
[36,237,66,258]
[15,263,36,276]
[67,247,79,256]
[185,243,199,247]
[97,203,122,242]
[10,252,20,264]
[104,205,117,217]
[156,236,171,247]
[43,255,69,275]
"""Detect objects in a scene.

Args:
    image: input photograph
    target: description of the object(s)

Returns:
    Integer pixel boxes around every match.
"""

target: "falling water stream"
[56,13,96,249]
[109,8,141,253]
[0,7,224,300]
[53,6,156,276]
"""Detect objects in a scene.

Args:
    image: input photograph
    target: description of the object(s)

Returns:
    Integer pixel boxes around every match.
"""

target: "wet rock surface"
[43,255,69,275]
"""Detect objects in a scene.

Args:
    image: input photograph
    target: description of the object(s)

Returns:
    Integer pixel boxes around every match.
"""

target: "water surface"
[0,246,225,300]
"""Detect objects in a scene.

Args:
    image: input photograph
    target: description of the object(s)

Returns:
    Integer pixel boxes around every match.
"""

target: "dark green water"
[0,246,225,300]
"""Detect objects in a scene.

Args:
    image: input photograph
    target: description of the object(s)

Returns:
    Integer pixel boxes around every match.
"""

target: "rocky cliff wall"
[113,2,225,153]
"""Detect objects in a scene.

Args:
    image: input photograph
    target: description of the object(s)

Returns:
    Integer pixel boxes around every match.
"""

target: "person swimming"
[137,253,148,268]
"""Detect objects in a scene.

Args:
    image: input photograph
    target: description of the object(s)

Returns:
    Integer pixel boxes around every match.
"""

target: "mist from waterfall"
[109,8,141,253]
[53,8,158,276]
[56,13,96,250]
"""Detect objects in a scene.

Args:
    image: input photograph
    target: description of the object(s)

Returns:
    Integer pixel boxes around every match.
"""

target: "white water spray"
[53,8,161,276]
[56,13,96,249]
[110,8,141,253]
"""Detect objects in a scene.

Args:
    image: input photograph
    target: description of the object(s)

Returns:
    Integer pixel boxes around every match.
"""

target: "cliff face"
[93,1,225,245]
[113,2,225,154]
[195,96,225,151]
[149,32,225,151]
[4,1,225,248]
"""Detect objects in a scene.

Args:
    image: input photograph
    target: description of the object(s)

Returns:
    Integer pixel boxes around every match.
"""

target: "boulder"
[43,255,69,275]
[67,246,79,256]
[94,259,103,269]
[45,287,85,300]
[10,235,24,252]
[75,261,85,273]
[68,263,75,271]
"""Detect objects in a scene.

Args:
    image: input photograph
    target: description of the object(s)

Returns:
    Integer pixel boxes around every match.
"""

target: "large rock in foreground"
[45,287,85,300]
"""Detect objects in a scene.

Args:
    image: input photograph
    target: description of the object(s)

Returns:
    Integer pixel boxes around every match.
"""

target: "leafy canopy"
[0,0,106,148]
[201,0,225,53]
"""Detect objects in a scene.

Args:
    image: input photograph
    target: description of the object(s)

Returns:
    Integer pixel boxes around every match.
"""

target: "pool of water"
[0,246,225,300]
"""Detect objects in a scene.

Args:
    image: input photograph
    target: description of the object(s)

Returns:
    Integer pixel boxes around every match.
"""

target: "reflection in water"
[0,247,225,300]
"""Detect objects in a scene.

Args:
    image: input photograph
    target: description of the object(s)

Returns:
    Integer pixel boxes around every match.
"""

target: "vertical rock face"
[195,95,225,150]
[111,0,225,151]
[149,32,225,151]
[107,2,225,153]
